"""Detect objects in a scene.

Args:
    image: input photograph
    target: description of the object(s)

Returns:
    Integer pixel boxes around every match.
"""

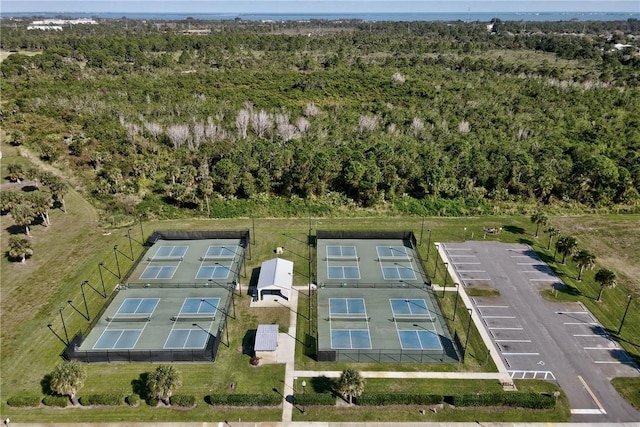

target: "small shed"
[254,324,279,363]
[257,258,293,301]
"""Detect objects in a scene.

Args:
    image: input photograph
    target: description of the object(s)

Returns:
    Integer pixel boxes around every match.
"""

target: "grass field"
[1,139,638,421]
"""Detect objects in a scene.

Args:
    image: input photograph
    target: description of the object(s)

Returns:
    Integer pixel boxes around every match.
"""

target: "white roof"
[257,258,293,293]
[255,324,278,351]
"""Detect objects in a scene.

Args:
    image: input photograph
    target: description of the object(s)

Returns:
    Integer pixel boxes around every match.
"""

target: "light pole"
[113,245,121,279]
[127,228,134,260]
[301,380,306,414]
[442,262,449,297]
[463,227,467,241]
[80,280,90,320]
[419,215,425,246]
[463,308,473,361]
[97,263,107,297]
[452,283,460,321]
[433,244,440,278]
[59,307,69,344]
[618,295,632,334]
[426,229,432,262]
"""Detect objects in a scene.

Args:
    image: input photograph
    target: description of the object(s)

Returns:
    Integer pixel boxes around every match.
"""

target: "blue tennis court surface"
[180,298,220,315]
[327,245,357,259]
[164,329,209,349]
[398,329,442,350]
[377,245,410,260]
[330,298,366,315]
[153,245,188,258]
[195,265,230,280]
[390,299,429,316]
[328,266,360,280]
[205,245,238,259]
[140,265,177,280]
[382,265,417,280]
[331,329,372,349]
[117,298,160,315]
[94,329,143,349]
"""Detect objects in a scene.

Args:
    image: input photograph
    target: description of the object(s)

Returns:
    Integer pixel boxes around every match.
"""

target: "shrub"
[126,394,140,406]
[79,393,124,406]
[42,395,70,407]
[146,397,160,407]
[206,393,281,406]
[293,393,336,406]
[356,393,443,406]
[6,394,41,407]
[171,394,196,407]
[447,393,554,409]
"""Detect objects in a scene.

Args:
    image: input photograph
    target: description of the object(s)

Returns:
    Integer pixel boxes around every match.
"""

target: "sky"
[2,0,639,14]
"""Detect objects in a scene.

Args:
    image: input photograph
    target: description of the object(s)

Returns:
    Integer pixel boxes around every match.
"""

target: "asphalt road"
[442,241,640,423]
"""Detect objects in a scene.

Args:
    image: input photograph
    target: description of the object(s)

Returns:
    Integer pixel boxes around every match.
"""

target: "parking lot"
[442,241,640,422]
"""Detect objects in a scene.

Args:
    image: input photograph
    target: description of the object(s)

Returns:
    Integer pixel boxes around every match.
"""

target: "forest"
[2,18,639,221]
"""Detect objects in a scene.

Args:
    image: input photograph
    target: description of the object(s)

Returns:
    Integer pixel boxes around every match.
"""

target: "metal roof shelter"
[255,324,279,352]
[257,258,293,301]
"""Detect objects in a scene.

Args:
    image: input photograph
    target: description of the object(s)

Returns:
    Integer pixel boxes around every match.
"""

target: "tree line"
[1,19,639,218]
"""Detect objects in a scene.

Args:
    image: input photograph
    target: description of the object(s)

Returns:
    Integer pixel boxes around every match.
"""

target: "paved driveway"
[442,241,640,422]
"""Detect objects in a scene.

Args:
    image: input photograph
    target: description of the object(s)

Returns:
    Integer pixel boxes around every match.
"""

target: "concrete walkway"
[278,286,303,422]
[295,370,509,380]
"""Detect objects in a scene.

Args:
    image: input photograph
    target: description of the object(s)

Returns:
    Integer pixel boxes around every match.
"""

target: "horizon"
[2,1,639,15]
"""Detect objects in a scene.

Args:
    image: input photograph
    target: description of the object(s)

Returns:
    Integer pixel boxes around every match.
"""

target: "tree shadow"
[310,375,335,394]
[517,237,533,245]
[242,329,256,357]
[503,225,525,235]
[5,224,25,235]
[40,373,53,395]
[131,372,150,401]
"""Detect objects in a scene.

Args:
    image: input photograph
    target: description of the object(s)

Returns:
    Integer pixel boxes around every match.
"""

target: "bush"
[293,392,336,406]
[356,393,443,406]
[6,394,41,407]
[170,394,196,407]
[126,394,140,406]
[79,393,124,406]
[42,395,70,407]
[206,393,281,406]
[146,397,160,407]
[448,393,554,409]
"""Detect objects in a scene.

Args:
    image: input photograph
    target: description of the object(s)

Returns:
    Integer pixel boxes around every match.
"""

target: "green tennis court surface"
[316,231,457,363]
[67,233,247,362]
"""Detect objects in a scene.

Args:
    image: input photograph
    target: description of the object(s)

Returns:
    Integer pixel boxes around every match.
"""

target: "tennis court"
[66,231,248,362]
[315,231,457,363]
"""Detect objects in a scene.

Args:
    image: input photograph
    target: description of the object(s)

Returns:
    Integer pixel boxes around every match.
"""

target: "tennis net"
[324,256,360,261]
[106,315,151,322]
[171,315,216,322]
[199,256,235,261]
[147,256,183,262]
[326,315,370,321]
[392,315,434,322]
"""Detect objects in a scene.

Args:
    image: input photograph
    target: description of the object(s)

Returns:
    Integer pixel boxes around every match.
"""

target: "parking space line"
[489,327,523,330]
[529,278,557,281]
[495,339,531,343]
[578,375,606,414]
[502,352,540,356]
[454,262,482,265]
[564,322,599,325]
[516,262,543,265]
[457,269,486,272]
[584,347,619,350]
[447,248,473,251]
[475,305,509,308]
[573,334,607,337]
[483,316,516,319]
[571,409,606,415]
[557,311,589,314]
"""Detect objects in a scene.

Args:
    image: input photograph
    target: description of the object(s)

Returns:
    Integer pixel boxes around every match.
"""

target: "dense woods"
[2,18,639,220]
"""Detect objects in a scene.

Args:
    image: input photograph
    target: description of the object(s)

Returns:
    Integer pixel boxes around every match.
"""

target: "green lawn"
[2,142,638,421]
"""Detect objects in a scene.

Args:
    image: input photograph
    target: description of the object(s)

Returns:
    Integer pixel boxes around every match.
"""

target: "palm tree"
[595,268,617,302]
[336,368,365,405]
[7,162,25,183]
[49,360,87,405]
[544,227,560,250]
[530,211,548,238]
[555,235,578,264]
[11,202,36,236]
[28,190,54,227]
[573,249,596,281]
[8,235,33,263]
[146,365,182,405]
